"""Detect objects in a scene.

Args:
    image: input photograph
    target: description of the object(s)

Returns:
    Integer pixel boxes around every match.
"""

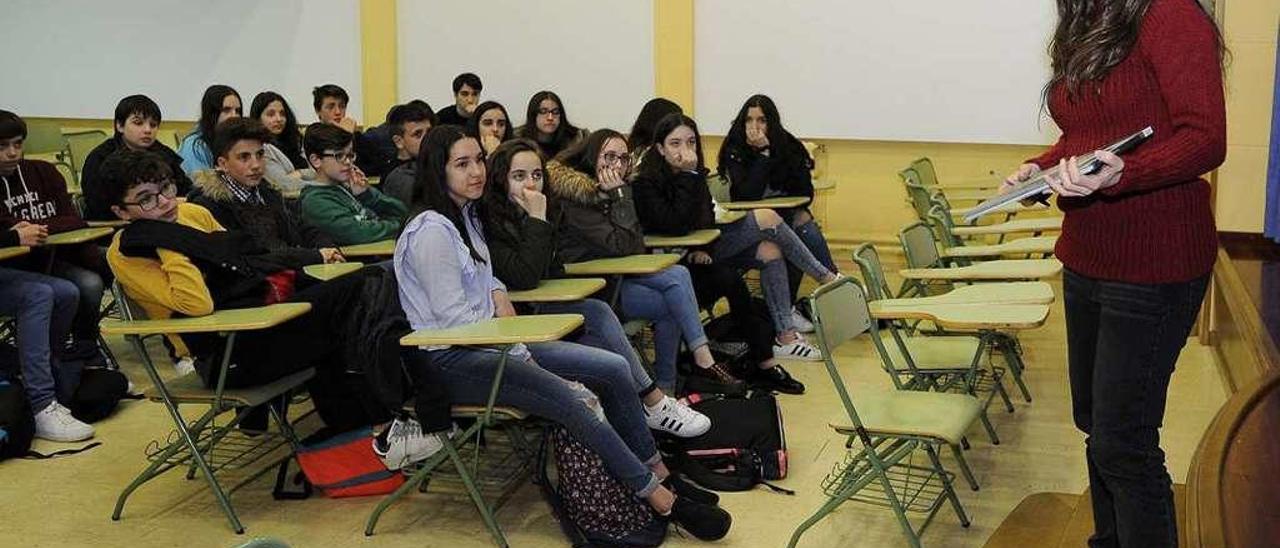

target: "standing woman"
[516,91,585,159]
[1002,0,1225,545]
[178,85,242,174]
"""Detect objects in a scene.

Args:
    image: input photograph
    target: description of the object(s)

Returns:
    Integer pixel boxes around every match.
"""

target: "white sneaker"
[33,401,95,442]
[173,357,196,376]
[645,396,711,437]
[372,416,447,470]
[773,335,824,362]
[791,307,815,333]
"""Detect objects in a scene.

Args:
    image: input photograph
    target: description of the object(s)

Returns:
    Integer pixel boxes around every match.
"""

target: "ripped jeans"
[424,341,661,497]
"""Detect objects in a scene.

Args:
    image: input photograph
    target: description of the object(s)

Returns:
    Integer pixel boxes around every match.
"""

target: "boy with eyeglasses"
[298,123,406,245]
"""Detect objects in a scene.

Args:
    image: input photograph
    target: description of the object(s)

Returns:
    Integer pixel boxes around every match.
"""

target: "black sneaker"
[670,496,732,541]
[664,474,719,505]
[689,363,747,392]
[750,365,806,395]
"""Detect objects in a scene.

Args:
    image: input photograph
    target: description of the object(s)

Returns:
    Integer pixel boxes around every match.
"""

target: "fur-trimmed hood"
[545,160,604,206]
[191,170,282,203]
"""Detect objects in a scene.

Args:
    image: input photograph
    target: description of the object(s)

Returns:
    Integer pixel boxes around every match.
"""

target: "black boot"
[750,364,805,395]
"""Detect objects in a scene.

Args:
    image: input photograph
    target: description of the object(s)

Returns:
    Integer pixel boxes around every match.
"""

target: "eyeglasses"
[538,108,562,117]
[601,152,631,166]
[321,151,358,163]
[122,180,177,211]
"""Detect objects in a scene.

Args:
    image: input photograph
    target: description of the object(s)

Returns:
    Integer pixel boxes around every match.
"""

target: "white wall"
[398,0,654,133]
[694,0,1060,144]
[2,0,362,122]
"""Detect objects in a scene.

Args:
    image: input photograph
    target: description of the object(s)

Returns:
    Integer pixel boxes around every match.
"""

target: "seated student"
[381,100,437,206]
[189,118,344,268]
[395,125,730,539]
[82,95,194,221]
[547,129,743,395]
[0,222,92,442]
[250,91,315,192]
[178,85,242,175]
[466,101,513,156]
[0,110,113,367]
[718,94,838,330]
[515,91,585,159]
[299,123,406,245]
[627,97,684,176]
[481,139,709,435]
[633,113,837,361]
[435,72,482,127]
[312,84,359,133]
[101,149,442,466]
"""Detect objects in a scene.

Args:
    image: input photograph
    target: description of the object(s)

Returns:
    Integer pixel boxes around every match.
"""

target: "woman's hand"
[513,181,547,220]
[492,290,517,317]
[1044,151,1124,197]
[746,125,769,149]
[999,163,1042,195]
[596,166,627,192]
[319,248,345,264]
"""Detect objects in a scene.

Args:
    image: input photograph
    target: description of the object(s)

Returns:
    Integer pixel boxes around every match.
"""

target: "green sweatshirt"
[299,183,407,245]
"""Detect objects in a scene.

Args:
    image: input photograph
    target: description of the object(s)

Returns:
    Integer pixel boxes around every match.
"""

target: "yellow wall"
[653,0,695,115]
[1216,0,1279,232]
[359,0,398,126]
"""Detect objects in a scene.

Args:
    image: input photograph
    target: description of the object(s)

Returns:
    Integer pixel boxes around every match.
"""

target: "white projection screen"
[694,0,1061,144]
[398,0,655,133]
[2,0,363,122]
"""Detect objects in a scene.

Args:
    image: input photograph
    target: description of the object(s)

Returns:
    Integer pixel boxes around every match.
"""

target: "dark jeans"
[686,261,776,364]
[1064,268,1208,548]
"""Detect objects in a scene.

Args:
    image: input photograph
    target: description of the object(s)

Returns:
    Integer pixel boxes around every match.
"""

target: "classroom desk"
[339,239,396,257]
[715,210,746,225]
[507,278,607,303]
[719,196,811,211]
[100,303,312,336]
[951,217,1063,236]
[874,281,1055,307]
[0,246,31,261]
[46,226,114,246]
[400,314,584,347]
[941,236,1058,259]
[867,301,1050,331]
[562,254,680,276]
[899,259,1063,281]
[302,262,365,281]
[643,229,721,248]
[953,201,1049,220]
[86,219,130,228]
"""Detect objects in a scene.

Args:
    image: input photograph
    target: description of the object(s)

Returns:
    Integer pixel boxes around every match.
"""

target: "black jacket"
[544,161,645,264]
[188,172,334,268]
[631,168,716,236]
[484,204,565,291]
[81,136,193,220]
[720,134,813,202]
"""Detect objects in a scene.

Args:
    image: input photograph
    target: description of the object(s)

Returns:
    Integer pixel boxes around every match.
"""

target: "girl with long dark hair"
[516,90,585,159]
[1001,1,1225,544]
[177,84,242,174]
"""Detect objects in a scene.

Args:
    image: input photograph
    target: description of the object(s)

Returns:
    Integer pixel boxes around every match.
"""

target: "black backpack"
[0,378,34,461]
[538,427,668,548]
[664,392,794,495]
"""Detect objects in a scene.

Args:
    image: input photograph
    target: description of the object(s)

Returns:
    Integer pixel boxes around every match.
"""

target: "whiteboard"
[694,0,1060,144]
[2,0,362,122]
[398,0,655,134]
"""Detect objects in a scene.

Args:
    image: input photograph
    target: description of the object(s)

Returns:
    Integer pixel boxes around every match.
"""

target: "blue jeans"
[0,267,78,412]
[618,265,709,393]
[1064,269,1209,548]
[51,254,108,341]
[532,298,655,395]
[716,214,833,332]
[424,341,661,496]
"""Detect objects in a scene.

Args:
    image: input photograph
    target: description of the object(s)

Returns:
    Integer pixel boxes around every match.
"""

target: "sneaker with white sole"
[791,307,815,333]
[173,356,196,376]
[372,416,447,470]
[773,335,824,362]
[645,396,710,437]
[33,401,95,442]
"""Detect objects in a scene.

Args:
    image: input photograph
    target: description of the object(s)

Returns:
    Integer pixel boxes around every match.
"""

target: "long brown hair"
[1049,0,1224,96]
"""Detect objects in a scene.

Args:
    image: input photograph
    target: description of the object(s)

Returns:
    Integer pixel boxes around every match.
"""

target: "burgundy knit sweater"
[1031,0,1226,284]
